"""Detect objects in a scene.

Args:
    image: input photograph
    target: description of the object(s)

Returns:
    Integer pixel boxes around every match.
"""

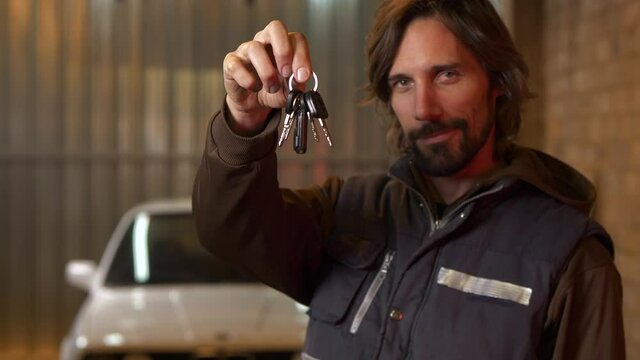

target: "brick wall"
[542,0,640,357]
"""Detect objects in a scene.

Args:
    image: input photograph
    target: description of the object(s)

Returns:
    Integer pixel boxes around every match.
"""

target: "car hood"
[78,284,308,351]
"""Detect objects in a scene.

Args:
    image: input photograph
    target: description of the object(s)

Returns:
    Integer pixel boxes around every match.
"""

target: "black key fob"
[293,111,308,154]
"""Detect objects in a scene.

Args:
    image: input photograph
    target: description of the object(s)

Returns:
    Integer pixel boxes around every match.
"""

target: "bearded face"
[405,102,495,177]
[388,17,501,178]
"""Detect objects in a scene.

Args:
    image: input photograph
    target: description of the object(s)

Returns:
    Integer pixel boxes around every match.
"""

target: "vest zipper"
[349,251,395,334]
[432,183,506,234]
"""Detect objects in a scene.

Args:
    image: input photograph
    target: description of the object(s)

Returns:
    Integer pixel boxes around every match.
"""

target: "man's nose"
[414,84,444,121]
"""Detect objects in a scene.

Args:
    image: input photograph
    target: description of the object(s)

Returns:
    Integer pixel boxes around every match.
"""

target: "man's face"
[388,17,501,177]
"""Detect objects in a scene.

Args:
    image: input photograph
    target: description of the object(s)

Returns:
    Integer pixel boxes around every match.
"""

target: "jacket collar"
[387,145,597,215]
[388,154,426,196]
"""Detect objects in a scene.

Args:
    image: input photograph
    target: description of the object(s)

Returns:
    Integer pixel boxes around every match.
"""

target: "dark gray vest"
[303,176,612,360]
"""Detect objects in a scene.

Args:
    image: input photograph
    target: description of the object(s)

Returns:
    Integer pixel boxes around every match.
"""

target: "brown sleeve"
[541,236,626,360]
[192,107,339,304]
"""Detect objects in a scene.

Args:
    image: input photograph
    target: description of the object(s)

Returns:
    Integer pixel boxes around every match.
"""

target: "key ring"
[288,71,319,92]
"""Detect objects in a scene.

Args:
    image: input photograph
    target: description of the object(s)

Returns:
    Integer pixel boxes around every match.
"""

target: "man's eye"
[437,71,460,84]
[391,78,411,89]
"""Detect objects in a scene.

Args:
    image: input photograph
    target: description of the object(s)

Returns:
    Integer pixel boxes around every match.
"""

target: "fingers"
[225,21,312,94]
[289,32,312,85]
[254,20,295,79]
[239,40,282,93]
[223,52,261,93]
[254,21,312,83]
[222,20,314,124]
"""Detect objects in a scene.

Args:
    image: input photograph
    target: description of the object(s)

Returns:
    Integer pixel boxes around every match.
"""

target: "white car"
[60,199,308,360]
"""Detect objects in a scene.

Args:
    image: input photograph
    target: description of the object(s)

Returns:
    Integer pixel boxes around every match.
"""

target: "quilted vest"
[302,175,612,360]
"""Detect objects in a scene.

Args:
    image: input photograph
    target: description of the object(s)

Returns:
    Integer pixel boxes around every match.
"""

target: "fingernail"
[282,65,292,78]
[297,67,310,83]
[269,84,280,94]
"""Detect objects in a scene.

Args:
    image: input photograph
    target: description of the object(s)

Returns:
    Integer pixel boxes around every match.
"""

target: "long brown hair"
[365,0,532,157]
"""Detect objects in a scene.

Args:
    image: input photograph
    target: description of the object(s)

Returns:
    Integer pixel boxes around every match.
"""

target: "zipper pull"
[380,251,394,274]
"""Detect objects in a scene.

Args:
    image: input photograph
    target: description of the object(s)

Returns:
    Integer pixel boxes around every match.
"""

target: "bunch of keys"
[277,72,332,154]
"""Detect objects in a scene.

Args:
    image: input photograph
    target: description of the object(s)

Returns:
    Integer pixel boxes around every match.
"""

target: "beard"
[406,115,494,177]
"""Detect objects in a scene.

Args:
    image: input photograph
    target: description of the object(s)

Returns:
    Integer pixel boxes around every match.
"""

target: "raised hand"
[222,20,312,135]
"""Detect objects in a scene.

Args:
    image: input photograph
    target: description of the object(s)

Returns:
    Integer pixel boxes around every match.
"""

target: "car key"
[293,108,308,154]
[304,90,332,147]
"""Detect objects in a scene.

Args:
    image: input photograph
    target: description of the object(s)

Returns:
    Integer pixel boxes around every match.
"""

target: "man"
[193,0,625,359]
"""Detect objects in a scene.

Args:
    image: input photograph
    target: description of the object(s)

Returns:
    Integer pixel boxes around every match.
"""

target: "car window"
[104,212,256,286]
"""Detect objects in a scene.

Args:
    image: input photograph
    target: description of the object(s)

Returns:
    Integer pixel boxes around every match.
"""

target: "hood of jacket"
[488,145,596,215]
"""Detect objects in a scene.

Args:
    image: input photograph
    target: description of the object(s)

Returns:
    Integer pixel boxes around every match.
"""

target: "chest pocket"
[308,232,383,324]
[304,232,384,360]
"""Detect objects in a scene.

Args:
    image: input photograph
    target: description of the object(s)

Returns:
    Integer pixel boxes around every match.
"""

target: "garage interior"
[0,0,639,358]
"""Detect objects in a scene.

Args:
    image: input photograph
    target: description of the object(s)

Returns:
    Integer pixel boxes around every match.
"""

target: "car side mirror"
[65,260,97,291]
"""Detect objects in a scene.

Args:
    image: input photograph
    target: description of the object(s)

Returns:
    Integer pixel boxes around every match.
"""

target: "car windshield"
[104,212,255,286]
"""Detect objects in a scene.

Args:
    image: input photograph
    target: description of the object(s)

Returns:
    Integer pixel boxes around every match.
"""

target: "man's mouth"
[419,128,458,145]
[410,118,467,145]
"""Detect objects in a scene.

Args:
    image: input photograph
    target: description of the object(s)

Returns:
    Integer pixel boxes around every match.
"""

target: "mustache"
[407,118,468,141]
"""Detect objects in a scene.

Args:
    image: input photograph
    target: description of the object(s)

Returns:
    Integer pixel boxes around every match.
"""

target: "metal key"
[308,112,320,142]
[293,108,308,154]
[304,90,333,146]
[315,118,333,147]
[278,89,303,147]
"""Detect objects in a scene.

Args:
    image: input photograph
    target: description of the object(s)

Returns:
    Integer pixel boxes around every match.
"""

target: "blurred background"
[0,0,638,358]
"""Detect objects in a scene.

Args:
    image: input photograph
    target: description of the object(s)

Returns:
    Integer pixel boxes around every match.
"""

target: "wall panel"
[60,0,92,342]
[0,0,9,351]
[0,0,7,153]
[6,0,35,356]
[34,0,64,348]
[8,165,37,356]
[88,0,119,263]
[115,0,145,214]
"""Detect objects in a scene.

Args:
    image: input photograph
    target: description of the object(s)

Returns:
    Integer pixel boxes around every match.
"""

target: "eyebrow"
[388,62,461,81]
[431,62,461,74]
